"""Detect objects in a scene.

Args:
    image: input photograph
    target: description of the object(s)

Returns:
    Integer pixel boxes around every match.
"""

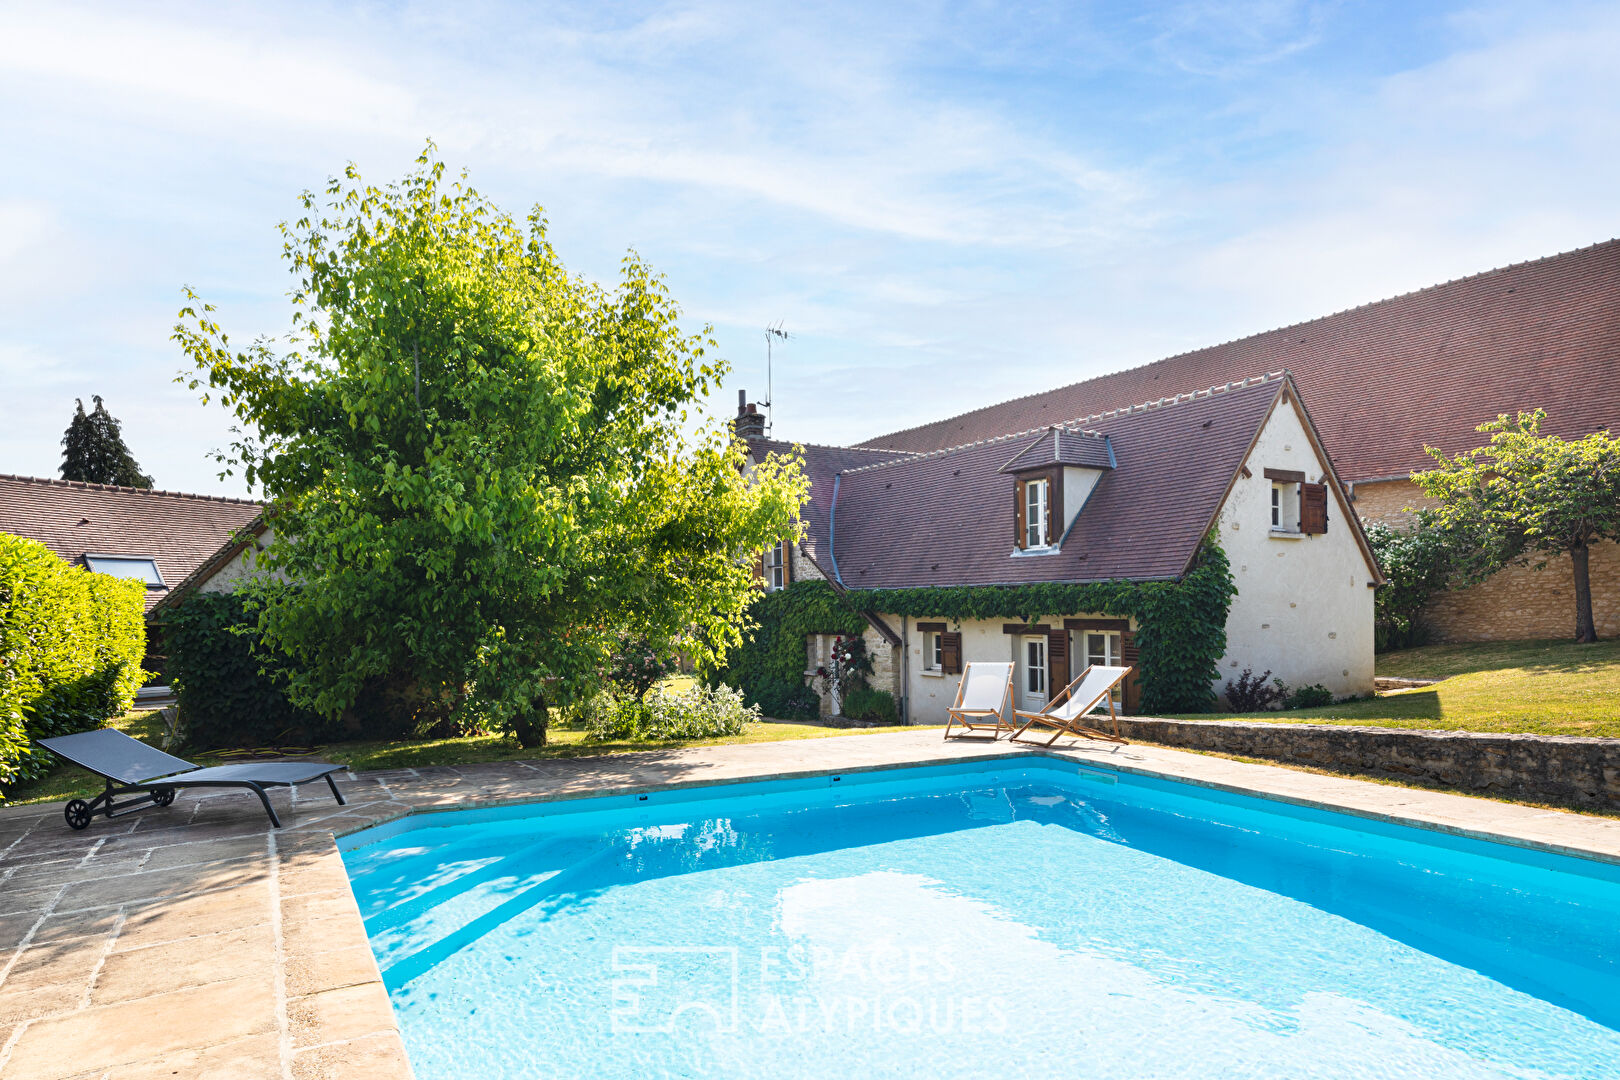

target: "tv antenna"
[764,321,789,436]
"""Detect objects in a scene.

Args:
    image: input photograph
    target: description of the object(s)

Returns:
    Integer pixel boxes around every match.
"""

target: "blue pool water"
[340,759,1620,1078]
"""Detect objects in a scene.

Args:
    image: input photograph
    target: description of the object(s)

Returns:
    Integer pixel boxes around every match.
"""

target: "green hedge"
[720,545,1237,717]
[159,592,334,748]
[0,533,146,794]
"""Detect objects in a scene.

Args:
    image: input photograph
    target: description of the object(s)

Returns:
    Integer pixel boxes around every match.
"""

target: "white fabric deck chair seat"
[1010,665,1133,746]
[943,661,1015,740]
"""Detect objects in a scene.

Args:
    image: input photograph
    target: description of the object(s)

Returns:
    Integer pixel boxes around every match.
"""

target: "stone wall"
[1350,478,1620,642]
[1116,716,1620,809]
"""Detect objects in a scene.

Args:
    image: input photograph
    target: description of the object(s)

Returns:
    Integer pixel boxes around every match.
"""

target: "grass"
[0,713,927,808]
[1187,637,1620,738]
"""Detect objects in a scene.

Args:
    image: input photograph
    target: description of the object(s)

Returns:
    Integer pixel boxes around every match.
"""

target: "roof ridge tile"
[0,473,262,506]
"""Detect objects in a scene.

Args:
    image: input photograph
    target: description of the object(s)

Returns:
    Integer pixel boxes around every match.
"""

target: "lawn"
[0,711,926,808]
[1196,637,1620,738]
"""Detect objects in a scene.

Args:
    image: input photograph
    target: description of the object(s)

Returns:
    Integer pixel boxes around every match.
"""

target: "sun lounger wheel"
[64,799,91,830]
[153,787,176,807]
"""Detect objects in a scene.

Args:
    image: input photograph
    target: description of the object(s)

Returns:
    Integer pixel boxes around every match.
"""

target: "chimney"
[734,389,766,439]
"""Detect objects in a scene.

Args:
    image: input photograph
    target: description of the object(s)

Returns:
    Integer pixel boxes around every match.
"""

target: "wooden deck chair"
[943,661,1015,740]
[1010,664,1133,747]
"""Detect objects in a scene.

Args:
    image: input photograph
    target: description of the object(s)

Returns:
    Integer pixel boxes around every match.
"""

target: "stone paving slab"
[2,730,1620,1078]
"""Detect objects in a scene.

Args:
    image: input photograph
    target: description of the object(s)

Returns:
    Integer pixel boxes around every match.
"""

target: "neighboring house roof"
[744,441,917,568]
[0,474,263,612]
[782,373,1372,590]
[998,429,1113,474]
[856,239,1620,483]
[145,512,270,619]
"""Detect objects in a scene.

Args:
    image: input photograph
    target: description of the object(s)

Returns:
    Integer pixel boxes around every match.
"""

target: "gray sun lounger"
[36,728,348,830]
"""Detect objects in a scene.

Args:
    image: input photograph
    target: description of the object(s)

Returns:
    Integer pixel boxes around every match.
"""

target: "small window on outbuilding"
[82,555,164,588]
[1263,469,1328,535]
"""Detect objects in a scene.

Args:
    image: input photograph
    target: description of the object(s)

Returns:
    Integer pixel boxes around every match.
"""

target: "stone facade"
[1115,716,1620,809]
[1350,478,1620,642]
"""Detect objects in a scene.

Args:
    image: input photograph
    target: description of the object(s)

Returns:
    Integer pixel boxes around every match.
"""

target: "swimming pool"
[340,758,1620,1079]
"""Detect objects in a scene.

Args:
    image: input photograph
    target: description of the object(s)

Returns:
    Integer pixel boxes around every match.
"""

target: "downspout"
[828,472,846,586]
[900,615,910,725]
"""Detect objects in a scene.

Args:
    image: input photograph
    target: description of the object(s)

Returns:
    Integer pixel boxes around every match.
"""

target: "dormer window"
[1001,427,1114,554]
[1024,478,1050,548]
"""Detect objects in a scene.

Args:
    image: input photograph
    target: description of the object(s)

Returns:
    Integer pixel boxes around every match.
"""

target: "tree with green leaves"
[172,148,807,745]
[1413,410,1620,643]
[59,396,153,488]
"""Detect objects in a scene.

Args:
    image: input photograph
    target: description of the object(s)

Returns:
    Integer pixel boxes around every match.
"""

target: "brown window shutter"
[1014,480,1027,549]
[941,632,963,674]
[1121,629,1140,714]
[1047,469,1062,545]
[1047,628,1069,695]
[1300,483,1328,534]
[781,541,793,585]
[753,549,765,585]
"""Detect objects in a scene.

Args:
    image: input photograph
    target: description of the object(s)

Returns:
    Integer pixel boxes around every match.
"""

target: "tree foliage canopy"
[1413,410,1620,643]
[172,148,807,741]
[59,396,153,488]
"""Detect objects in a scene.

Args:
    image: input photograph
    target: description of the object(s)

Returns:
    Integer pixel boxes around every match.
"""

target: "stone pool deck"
[3,730,1620,1079]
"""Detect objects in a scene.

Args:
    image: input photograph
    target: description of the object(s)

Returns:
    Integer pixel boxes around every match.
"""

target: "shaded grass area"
[1,716,927,808]
[1188,638,1620,738]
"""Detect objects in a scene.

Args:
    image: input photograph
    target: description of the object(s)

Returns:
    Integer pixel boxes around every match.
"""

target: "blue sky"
[2,1,1617,496]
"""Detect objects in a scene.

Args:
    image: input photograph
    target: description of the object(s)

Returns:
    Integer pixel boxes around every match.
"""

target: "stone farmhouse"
[854,240,1620,644]
[744,373,1384,724]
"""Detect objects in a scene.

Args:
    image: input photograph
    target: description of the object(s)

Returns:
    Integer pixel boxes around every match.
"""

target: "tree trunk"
[512,692,550,748]
[1572,542,1597,643]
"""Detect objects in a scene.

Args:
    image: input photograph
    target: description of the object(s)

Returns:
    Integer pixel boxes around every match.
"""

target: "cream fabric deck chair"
[943,661,1015,740]
[1010,665,1133,747]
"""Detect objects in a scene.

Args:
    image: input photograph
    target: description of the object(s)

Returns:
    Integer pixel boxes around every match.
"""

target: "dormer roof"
[998,429,1114,474]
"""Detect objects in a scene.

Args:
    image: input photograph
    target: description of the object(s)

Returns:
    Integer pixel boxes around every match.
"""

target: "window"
[765,542,785,591]
[82,555,163,588]
[923,631,943,672]
[1084,629,1123,709]
[1024,478,1049,548]
[1270,484,1281,528]
[1266,470,1303,533]
[1024,635,1047,697]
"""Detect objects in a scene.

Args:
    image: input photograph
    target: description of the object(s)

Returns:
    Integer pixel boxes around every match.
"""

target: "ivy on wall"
[719,544,1237,716]
[716,581,867,719]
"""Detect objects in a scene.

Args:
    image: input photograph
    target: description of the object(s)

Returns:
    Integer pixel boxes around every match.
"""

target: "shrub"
[1366,517,1462,653]
[0,533,146,793]
[585,684,759,742]
[1224,668,1285,712]
[840,685,896,725]
[1281,684,1333,710]
[607,634,680,700]
[750,679,820,721]
[159,592,334,748]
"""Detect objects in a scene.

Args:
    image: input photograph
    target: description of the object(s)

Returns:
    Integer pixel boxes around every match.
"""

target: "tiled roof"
[998,429,1113,473]
[857,239,1620,482]
[0,475,263,612]
[745,441,917,568]
[815,376,1285,589]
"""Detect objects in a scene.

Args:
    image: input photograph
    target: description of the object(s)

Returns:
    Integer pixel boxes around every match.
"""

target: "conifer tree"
[59,396,153,488]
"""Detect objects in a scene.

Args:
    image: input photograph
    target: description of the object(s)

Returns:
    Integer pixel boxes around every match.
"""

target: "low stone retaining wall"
[1119,717,1620,809]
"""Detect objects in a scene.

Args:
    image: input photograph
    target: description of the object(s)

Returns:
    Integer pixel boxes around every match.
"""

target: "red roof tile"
[0,475,263,612]
[857,240,1620,482]
[819,376,1286,589]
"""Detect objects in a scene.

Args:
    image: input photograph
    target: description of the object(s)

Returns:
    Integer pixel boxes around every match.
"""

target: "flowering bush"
[584,683,760,741]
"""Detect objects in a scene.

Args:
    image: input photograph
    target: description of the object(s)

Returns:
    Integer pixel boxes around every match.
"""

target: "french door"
[1020,635,1048,711]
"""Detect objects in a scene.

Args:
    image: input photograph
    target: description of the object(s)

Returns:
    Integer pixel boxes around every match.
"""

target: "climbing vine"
[719,544,1237,716]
